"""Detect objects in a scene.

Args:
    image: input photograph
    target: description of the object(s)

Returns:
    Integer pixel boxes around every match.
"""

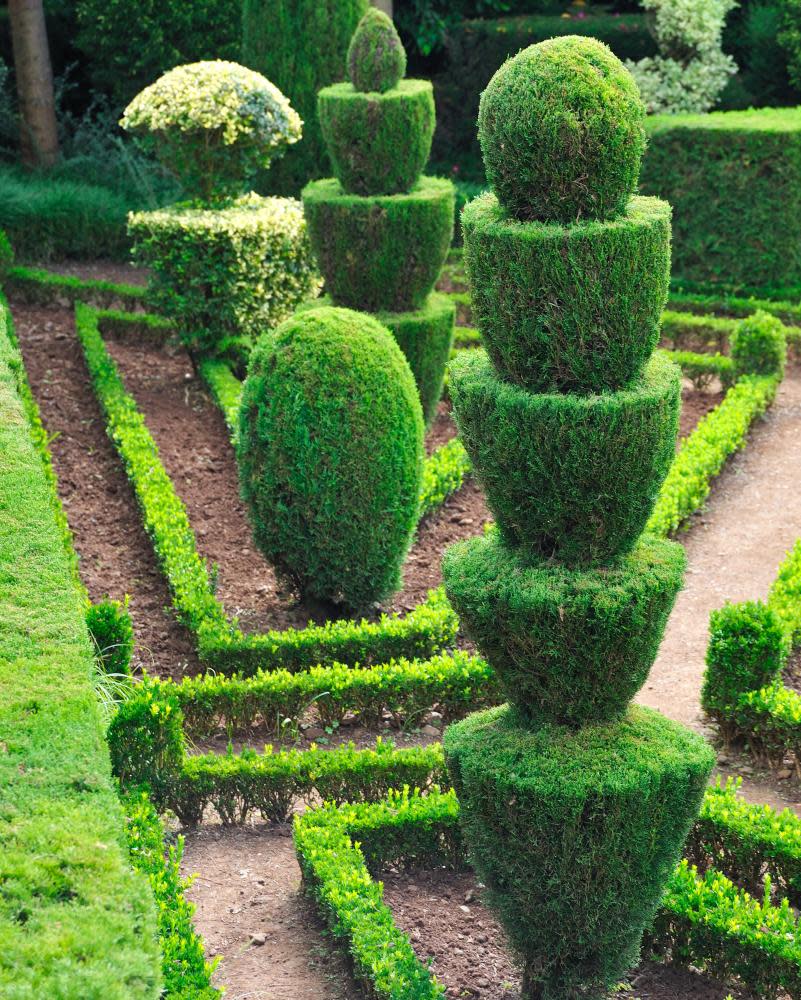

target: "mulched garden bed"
[382,867,756,1000]
[10,295,726,681]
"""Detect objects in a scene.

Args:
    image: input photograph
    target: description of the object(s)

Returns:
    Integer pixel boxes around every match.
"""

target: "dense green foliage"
[128,195,319,354]
[436,13,654,168]
[76,305,456,675]
[780,0,801,92]
[463,193,671,392]
[445,705,713,999]
[302,292,454,426]
[731,310,788,379]
[647,374,780,537]
[121,61,302,203]
[449,349,680,565]
[0,228,12,282]
[318,80,435,196]
[347,8,406,93]
[130,651,499,740]
[641,108,801,291]
[0,166,131,261]
[125,794,220,997]
[75,0,239,106]
[443,532,684,726]
[477,37,646,222]
[242,0,369,195]
[238,308,424,610]
[419,438,472,517]
[302,176,454,311]
[86,596,134,676]
[0,299,162,997]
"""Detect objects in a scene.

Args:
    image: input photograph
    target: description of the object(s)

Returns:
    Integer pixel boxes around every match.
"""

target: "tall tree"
[8,0,60,167]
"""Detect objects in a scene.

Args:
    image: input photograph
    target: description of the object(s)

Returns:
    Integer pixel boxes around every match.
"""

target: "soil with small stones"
[10,301,200,678]
[382,868,755,1000]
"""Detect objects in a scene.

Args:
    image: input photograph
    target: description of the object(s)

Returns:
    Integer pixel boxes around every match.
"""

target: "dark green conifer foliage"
[347,8,406,93]
[442,36,714,999]
[304,12,454,424]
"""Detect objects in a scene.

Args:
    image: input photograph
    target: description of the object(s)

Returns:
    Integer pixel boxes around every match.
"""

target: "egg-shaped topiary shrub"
[347,7,405,94]
[730,310,787,380]
[237,307,424,611]
[299,292,455,426]
[441,36,714,999]
[478,36,647,223]
[122,61,319,356]
[303,11,455,423]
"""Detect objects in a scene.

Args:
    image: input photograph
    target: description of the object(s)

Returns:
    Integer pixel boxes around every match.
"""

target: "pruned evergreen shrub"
[443,531,685,726]
[448,349,681,565]
[237,307,424,610]
[86,597,134,676]
[445,704,714,999]
[302,176,454,312]
[318,81,435,196]
[477,35,647,222]
[731,310,788,379]
[702,601,787,722]
[347,8,406,93]
[463,192,671,392]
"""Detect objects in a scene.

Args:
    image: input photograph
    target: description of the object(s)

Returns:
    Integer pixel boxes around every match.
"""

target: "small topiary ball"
[237,307,424,611]
[730,310,787,379]
[347,8,406,93]
[478,36,647,223]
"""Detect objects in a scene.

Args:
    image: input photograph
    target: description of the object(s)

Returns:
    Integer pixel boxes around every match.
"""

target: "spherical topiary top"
[478,36,647,223]
[237,306,424,610]
[347,8,406,93]
[120,61,302,203]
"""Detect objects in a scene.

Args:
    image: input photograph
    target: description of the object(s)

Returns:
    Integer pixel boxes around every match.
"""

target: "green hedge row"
[5,264,146,309]
[75,304,457,675]
[294,788,801,1000]
[0,296,163,997]
[646,375,780,538]
[125,793,220,998]
[130,651,498,739]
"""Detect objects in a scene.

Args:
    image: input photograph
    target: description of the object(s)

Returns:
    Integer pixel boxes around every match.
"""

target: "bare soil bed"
[382,867,755,1000]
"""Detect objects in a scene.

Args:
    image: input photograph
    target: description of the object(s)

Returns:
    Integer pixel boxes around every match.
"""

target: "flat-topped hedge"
[0,296,162,998]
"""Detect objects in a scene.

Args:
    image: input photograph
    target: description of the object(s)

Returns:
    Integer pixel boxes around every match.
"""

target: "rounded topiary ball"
[237,307,424,611]
[478,36,647,223]
[347,8,406,93]
[730,310,787,379]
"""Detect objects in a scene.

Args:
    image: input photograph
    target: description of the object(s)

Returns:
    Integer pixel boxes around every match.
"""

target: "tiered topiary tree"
[121,61,320,357]
[302,9,456,426]
[442,37,715,999]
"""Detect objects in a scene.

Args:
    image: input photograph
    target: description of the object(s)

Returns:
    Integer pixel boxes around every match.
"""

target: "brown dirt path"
[638,368,801,813]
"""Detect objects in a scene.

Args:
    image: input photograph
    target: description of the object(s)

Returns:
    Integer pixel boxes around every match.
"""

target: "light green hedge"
[0,297,162,998]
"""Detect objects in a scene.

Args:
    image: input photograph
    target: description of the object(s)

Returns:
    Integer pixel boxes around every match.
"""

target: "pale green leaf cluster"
[627,0,738,114]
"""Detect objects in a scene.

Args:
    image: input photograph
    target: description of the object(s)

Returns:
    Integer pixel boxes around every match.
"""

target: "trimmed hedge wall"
[0,297,162,997]
[640,108,801,293]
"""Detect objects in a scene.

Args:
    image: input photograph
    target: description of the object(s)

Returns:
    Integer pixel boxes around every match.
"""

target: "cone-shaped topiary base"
[319,80,435,196]
[443,531,685,726]
[445,704,715,1000]
[301,292,454,425]
[302,176,454,312]
[449,349,680,565]
[463,193,671,394]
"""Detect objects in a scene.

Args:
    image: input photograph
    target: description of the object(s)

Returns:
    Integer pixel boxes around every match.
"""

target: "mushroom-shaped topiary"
[347,8,406,93]
[237,307,424,611]
[121,60,302,203]
[478,36,647,222]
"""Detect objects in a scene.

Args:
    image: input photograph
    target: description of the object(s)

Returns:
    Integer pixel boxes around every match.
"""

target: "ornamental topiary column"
[302,9,456,426]
[442,37,715,999]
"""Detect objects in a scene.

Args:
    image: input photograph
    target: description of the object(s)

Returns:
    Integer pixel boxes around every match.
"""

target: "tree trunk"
[8,0,60,168]
[373,0,393,17]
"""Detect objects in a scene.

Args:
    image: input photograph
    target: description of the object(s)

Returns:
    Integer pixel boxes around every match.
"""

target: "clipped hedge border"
[295,787,801,1000]
[125,793,220,999]
[646,375,780,538]
[0,295,163,998]
[75,303,458,675]
[6,263,146,308]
